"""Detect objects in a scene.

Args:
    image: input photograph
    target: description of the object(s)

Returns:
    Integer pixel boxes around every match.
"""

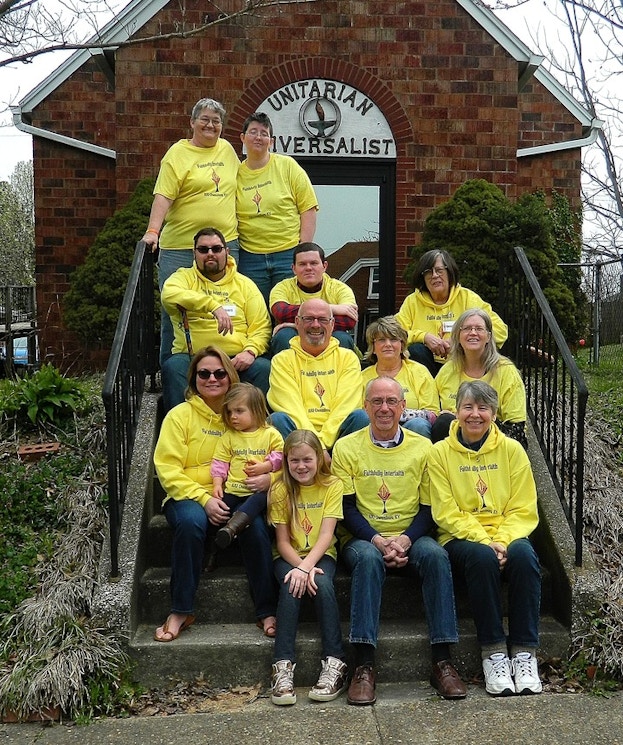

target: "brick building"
[13,0,598,367]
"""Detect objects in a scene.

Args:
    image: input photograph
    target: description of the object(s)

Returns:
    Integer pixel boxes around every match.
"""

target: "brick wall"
[32,0,584,367]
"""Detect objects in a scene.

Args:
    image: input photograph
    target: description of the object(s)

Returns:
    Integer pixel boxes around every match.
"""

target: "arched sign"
[256,79,396,159]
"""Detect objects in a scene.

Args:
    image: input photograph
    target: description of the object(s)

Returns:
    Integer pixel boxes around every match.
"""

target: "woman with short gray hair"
[141,97,240,366]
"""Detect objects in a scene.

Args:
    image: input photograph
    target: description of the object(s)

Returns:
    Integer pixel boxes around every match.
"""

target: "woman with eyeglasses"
[432,308,527,447]
[153,345,278,642]
[140,98,241,367]
[395,250,508,377]
[236,112,319,304]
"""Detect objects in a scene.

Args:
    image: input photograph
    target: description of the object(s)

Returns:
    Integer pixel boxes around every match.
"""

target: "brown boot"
[215,511,252,549]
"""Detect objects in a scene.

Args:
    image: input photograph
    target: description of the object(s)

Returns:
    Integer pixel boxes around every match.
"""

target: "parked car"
[0,335,37,375]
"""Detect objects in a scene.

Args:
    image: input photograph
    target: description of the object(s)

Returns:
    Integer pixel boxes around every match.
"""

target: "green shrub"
[63,177,157,346]
[403,179,586,341]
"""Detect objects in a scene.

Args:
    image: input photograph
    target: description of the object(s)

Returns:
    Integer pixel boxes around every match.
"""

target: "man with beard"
[161,227,271,410]
[268,298,366,465]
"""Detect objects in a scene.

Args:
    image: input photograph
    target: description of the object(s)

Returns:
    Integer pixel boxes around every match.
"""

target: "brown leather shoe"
[430,660,467,699]
[347,664,376,705]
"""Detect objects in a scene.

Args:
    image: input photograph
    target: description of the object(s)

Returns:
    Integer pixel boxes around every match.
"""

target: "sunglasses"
[195,244,226,254]
[196,368,229,380]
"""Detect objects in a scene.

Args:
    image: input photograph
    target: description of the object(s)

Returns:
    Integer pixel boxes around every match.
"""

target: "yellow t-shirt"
[269,478,343,560]
[236,153,318,254]
[155,138,239,248]
[212,426,284,497]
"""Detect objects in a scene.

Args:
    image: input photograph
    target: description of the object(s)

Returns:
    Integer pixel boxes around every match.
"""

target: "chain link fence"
[572,258,623,367]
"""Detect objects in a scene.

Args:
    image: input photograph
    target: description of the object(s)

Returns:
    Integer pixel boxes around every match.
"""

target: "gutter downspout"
[12,107,117,161]
[517,118,603,158]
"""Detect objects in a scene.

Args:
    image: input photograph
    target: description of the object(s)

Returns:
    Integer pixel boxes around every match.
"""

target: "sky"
[0,1,584,183]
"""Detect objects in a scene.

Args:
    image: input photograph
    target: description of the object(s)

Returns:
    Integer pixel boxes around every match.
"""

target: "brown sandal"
[256,616,277,638]
[154,614,196,642]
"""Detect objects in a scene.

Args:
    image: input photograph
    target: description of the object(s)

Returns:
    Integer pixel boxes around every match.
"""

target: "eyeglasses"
[195,244,226,254]
[196,368,229,380]
[460,325,488,334]
[422,265,448,278]
[196,117,222,126]
[366,397,403,407]
[298,315,333,325]
[245,128,272,139]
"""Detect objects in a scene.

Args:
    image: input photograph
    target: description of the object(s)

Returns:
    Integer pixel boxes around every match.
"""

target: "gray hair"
[191,98,226,122]
[456,380,499,417]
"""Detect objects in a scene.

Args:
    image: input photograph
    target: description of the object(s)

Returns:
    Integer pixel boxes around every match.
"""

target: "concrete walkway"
[2,684,623,745]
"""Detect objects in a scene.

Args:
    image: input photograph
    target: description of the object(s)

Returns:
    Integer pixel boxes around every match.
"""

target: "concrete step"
[137,559,556,626]
[129,616,570,689]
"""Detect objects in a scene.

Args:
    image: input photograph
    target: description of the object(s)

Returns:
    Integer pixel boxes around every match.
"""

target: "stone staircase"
[114,393,575,690]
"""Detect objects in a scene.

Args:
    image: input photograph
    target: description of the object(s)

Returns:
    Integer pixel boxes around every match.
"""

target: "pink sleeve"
[210,459,231,479]
[266,452,284,472]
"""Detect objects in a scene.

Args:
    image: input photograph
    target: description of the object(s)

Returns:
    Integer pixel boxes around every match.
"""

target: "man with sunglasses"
[161,227,271,410]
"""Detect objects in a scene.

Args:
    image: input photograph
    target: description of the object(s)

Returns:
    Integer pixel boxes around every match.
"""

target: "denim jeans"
[161,352,271,411]
[164,495,277,620]
[238,247,295,306]
[270,328,355,357]
[157,240,240,368]
[273,555,344,662]
[407,342,443,378]
[269,409,369,449]
[341,535,459,646]
[444,537,541,648]
[223,490,267,522]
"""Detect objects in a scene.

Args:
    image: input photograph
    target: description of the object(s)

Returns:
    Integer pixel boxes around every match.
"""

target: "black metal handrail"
[102,242,157,578]
[500,246,588,566]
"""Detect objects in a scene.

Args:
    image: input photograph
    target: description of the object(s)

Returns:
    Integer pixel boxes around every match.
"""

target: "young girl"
[211,383,284,550]
[268,430,347,706]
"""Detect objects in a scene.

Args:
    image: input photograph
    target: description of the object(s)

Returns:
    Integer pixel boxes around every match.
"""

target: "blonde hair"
[447,308,499,374]
[363,315,409,363]
[221,382,268,430]
[269,430,338,538]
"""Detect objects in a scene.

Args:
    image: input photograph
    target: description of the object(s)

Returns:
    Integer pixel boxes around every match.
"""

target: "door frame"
[301,159,396,317]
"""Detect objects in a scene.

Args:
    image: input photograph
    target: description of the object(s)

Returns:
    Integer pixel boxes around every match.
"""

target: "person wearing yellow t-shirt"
[237,112,319,304]
[140,98,240,366]
[269,242,358,355]
[331,376,466,705]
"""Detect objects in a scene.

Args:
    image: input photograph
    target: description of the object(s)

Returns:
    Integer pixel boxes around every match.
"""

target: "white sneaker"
[482,653,514,696]
[271,660,296,705]
[308,656,348,701]
[512,652,542,694]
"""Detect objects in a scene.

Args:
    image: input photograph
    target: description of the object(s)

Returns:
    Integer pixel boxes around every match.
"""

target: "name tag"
[223,304,237,317]
[442,320,454,334]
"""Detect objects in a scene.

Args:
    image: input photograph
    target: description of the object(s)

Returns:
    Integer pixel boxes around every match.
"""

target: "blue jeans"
[238,247,294,307]
[342,535,459,646]
[223,490,267,522]
[407,343,443,378]
[269,409,369,448]
[273,555,344,662]
[270,328,355,357]
[162,352,271,411]
[157,240,240,367]
[164,495,277,620]
[444,537,541,648]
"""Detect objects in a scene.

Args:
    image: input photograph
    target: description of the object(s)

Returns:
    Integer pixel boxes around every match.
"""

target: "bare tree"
[487,0,623,261]
[0,0,315,67]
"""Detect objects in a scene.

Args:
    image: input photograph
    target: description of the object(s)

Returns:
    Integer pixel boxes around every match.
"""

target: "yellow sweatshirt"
[267,337,362,450]
[395,284,508,364]
[161,256,271,357]
[428,419,538,547]
[153,395,225,507]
